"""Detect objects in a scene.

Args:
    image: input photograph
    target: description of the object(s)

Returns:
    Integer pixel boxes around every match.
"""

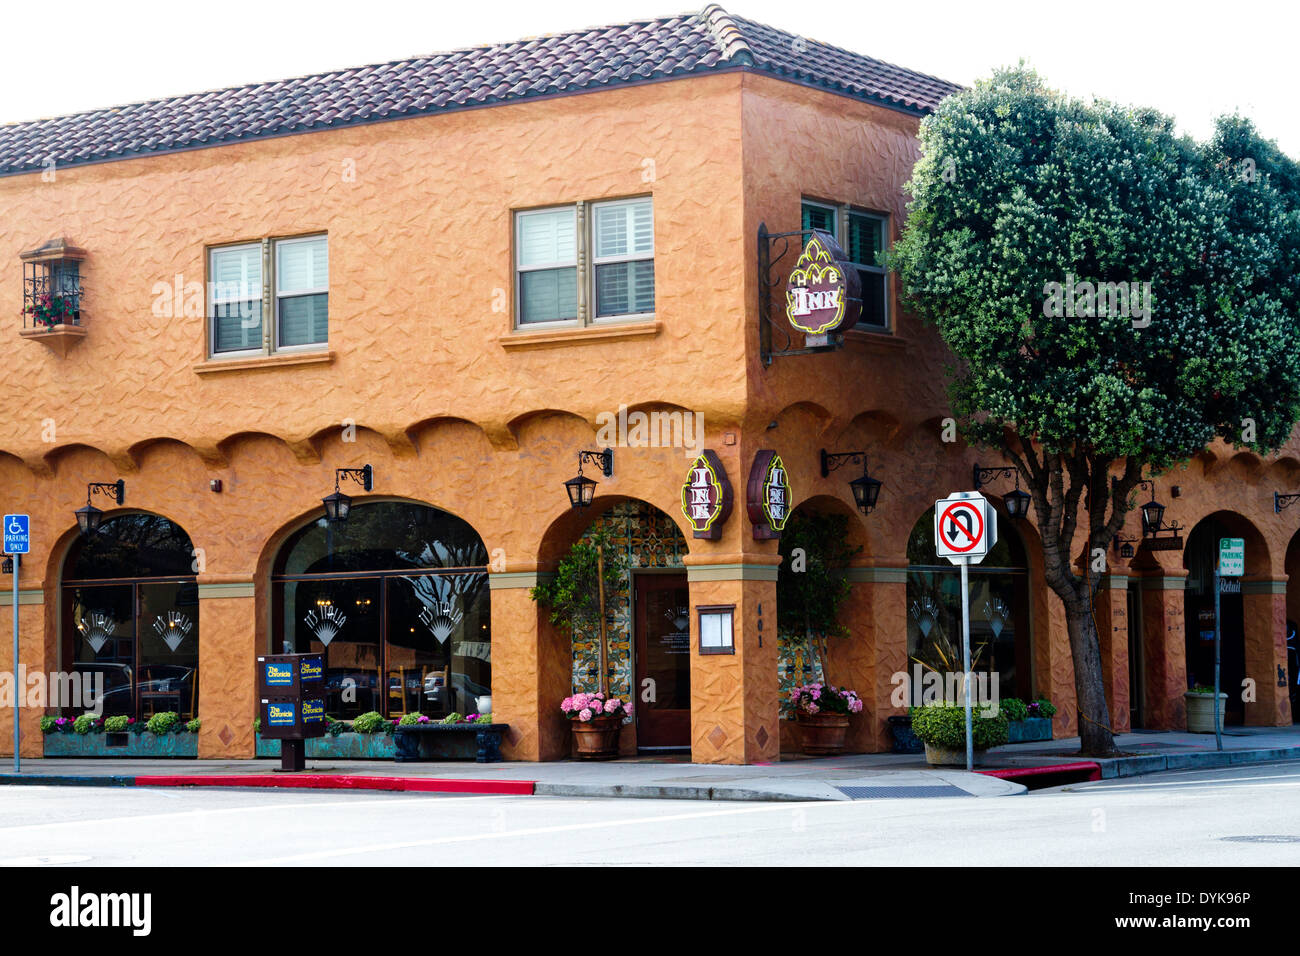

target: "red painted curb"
[978,761,1102,782]
[135,774,536,795]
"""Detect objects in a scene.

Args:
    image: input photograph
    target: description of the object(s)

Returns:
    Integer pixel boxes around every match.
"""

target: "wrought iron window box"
[393,723,508,763]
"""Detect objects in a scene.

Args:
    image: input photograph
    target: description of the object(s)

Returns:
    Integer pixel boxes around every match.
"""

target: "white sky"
[3,0,1297,158]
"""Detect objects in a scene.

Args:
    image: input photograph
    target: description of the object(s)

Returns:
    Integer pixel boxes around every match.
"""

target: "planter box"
[1185,692,1228,733]
[255,732,397,759]
[924,742,989,767]
[43,732,198,758]
[1007,717,1053,743]
[394,723,507,763]
[887,715,924,754]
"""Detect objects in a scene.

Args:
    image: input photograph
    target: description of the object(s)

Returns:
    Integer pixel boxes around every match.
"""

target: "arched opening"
[537,499,690,752]
[1286,529,1300,723]
[61,512,199,721]
[1183,513,1266,726]
[270,500,490,720]
[905,506,1034,701]
[775,497,869,706]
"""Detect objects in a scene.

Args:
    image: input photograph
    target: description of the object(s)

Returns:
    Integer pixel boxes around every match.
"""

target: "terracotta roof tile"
[0,5,961,176]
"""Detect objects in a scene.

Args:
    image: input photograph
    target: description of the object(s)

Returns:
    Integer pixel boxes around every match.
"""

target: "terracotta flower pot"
[796,712,850,755]
[571,715,622,759]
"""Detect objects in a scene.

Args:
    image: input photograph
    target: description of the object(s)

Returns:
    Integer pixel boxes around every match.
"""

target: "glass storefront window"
[61,514,199,720]
[272,502,491,720]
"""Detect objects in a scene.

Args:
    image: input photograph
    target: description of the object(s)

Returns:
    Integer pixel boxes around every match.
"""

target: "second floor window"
[514,197,654,328]
[800,200,890,332]
[209,234,328,356]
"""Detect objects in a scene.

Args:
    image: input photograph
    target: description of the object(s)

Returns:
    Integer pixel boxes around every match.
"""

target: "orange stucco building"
[0,6,1294,765]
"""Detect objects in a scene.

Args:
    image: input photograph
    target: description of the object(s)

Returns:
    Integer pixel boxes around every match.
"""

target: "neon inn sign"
[785,230,861,335]
[681,450,733,541]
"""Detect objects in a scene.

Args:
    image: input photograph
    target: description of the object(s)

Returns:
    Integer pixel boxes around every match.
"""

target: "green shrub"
[1032,698,1058,718]
[40,715,58,734]
[185,718,201,734]
[475,713,492,724]
[1000,698,1029,722]
[398,712,428,726]
[104,715,131,733]
[146,711,179,736]
[909,704,1008,750]
[325,716,346,737]
[438,712,463,725]
[352,711,386,734]
[254,716,261,734]
[1189,685,1218,696]
[73,713,101,735]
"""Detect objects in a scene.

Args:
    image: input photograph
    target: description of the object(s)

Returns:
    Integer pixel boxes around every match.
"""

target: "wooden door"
[634,574,691,749]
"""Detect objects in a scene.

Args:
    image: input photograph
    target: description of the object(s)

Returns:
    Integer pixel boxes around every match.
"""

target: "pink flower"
[578,708,593,722]
[806,702,820,714]
[561,697,574,712]
[603,698,620,714]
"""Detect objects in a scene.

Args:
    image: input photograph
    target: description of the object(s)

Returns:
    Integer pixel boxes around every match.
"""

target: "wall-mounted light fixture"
[1131,479,1182,550]
[323,465,373,522]
[564,449,613,510]
[972,464,1032,519]
[75,480,125,534]
[820,449,882,515]
[1,555,17,574]
[1112,535,1136,559]
[1275,491,1300,514]
[698,604,735,655]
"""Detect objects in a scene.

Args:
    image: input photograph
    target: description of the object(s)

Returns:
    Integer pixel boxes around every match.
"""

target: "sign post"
[1216,537,1244,753]
[4,515,31,773]
[933,493,996,772]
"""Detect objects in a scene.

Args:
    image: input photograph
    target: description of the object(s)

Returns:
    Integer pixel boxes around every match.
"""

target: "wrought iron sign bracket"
[821,449,866,477]
[758,222,855,367]
[578,449,614,478]
[1275,491,1300,513]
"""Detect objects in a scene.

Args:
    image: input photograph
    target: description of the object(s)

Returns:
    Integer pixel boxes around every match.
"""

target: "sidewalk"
[2,725,1295,801]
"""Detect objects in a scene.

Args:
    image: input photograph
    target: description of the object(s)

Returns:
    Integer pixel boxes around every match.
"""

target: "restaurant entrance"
[633,573,691,750]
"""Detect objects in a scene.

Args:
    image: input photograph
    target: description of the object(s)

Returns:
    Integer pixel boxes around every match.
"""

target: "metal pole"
[12,553,19,773]
[596,545,608,697]
[1213,567,1223,753]
[961,556,973,772]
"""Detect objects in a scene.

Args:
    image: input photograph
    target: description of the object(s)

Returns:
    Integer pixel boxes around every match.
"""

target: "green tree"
[890,67,1300,755]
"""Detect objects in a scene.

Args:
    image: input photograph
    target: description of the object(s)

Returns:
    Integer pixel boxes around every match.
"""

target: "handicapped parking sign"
[4,515,30,554]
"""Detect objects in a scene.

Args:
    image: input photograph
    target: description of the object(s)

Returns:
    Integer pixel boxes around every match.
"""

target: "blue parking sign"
[4,515,30,554]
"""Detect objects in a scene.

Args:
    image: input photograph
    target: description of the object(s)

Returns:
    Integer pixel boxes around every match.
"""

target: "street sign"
[934,492,996,564]
[931,491,1000,774]
[1218,537,1244,577]
[3,515,30,555]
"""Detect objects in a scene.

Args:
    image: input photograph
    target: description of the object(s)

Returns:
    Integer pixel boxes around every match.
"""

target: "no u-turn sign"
[934,492,997,564]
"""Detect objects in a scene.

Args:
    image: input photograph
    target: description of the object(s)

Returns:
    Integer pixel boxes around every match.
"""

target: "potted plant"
[1185,684,1228,733]
[1001,697,1057,743]
[910,703,1009,766]
[788,683,863,754]
[561,692,632,759]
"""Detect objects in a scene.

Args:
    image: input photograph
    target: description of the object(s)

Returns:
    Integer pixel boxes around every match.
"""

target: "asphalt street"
[0,760,1297,866]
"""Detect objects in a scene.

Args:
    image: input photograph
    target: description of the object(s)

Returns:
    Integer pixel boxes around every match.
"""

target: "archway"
[1286,529,1300,723]
[1183,513,1267,725]
[537,498,690,752]
[61,512,199,721]
[270,500,490,720]
[905,506,1033,702]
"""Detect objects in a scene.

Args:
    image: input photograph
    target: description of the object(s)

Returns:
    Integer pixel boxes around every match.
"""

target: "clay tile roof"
[0,5,961,176]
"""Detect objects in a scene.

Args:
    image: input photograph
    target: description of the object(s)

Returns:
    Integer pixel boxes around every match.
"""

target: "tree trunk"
[1060,587,1118,756]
